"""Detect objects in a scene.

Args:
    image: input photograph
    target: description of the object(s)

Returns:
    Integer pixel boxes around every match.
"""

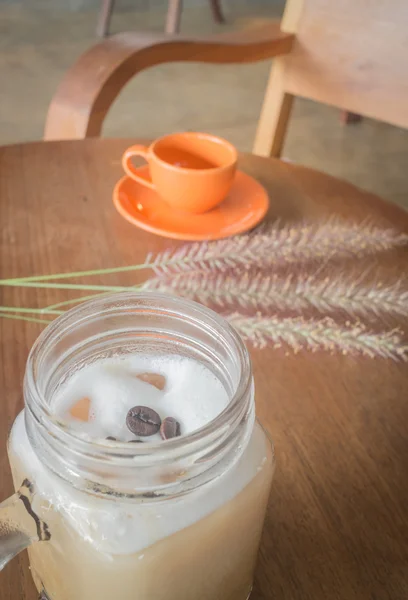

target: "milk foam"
[10,355,267,556]
[53,355,229,441]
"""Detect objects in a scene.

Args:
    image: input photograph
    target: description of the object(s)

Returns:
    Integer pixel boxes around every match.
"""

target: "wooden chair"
[45,0,408,158]
[97,0,225,38]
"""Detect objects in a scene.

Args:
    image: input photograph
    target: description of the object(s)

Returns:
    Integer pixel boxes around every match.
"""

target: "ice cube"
[136,372,166,390]
[69,397,91,422]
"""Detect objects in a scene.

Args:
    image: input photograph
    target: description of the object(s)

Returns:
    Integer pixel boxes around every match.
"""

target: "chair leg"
[166,0,183,34]
[341,111,363,125]
[253,61,294,158]
[209,0,225,24]
[96,0,116,38]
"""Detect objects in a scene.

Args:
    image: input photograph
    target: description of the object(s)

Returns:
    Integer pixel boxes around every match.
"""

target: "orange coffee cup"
[122,132,238,214]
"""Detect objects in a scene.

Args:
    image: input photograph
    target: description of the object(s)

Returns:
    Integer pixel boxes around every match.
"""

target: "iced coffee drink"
[1,293,274,600]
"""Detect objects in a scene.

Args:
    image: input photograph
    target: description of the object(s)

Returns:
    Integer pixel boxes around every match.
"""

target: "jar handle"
[0,479,50,571]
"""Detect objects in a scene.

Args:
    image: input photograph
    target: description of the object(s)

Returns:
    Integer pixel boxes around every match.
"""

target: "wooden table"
[0,139,407,600]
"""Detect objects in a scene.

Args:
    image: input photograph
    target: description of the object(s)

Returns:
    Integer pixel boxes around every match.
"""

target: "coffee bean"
[160,417,181,440]
[126,406,161,436]
[106,436,117,441]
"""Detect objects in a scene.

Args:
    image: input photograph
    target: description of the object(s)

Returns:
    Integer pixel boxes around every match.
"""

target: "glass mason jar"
[0,292,274,600]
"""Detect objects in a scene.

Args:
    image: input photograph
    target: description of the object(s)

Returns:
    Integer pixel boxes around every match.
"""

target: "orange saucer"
[113,167,269,241]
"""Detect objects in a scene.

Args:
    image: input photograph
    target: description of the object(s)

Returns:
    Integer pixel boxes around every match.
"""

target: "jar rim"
[23,292,254,497]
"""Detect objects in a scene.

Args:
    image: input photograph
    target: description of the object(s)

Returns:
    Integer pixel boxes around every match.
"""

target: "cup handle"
[0,479,50,571]
[122,145,156,190]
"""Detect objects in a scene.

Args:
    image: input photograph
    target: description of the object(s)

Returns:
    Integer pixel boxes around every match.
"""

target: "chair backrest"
[254,0,408,156]
[286,0,408,127]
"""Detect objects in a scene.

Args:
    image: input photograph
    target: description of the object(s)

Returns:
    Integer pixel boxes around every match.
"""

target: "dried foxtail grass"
[1,219,406,288]
[144,272,408,320]
[228,314,408,359]
[147,220,408,276]
[1,219,407,360]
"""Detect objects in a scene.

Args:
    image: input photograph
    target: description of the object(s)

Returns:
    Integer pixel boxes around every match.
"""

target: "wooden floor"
[1,0,408,209]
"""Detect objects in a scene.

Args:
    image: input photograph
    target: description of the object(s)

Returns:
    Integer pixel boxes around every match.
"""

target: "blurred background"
[1,0,408,208]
